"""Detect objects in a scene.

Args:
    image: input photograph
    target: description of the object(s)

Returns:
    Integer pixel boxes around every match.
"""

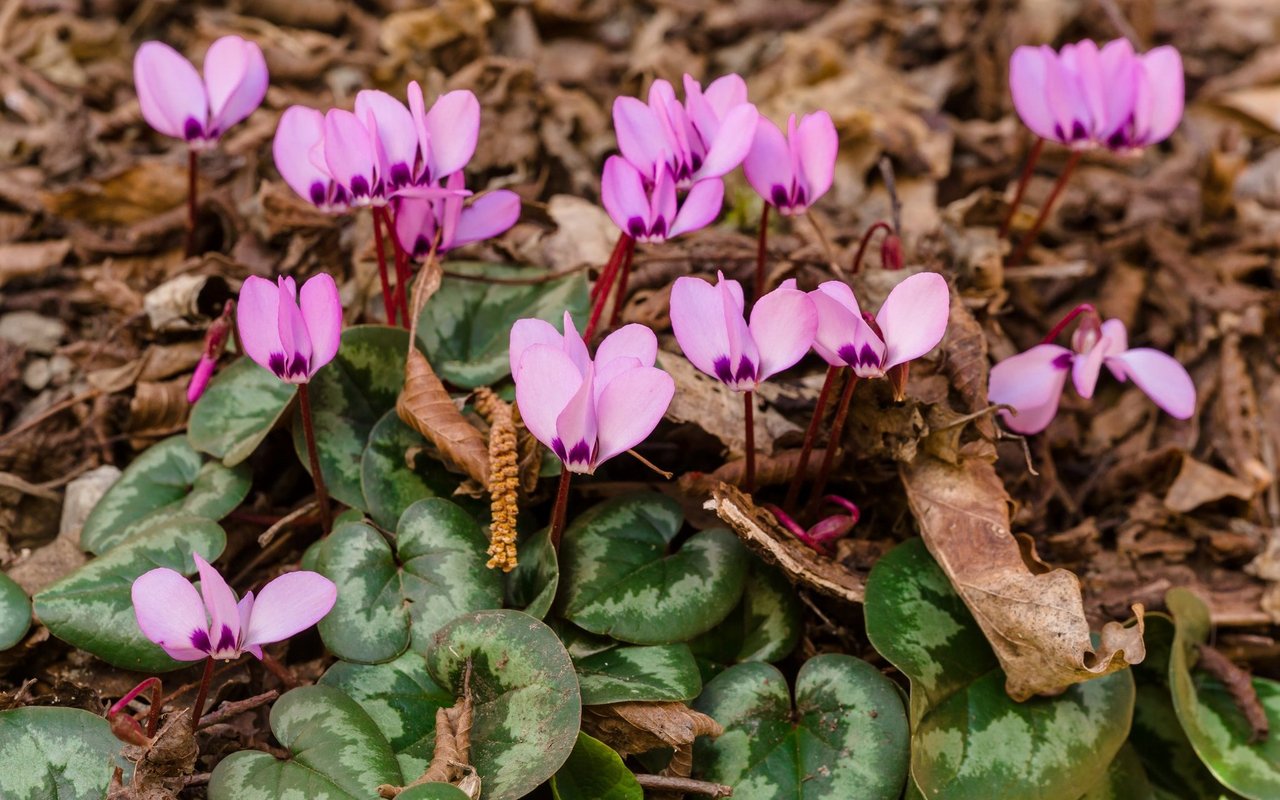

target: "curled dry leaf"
[658,351,799,457]
[1164,456,1257,513]
[902,452,1145,700]
[676,447,830,497]
[582,699,722,786]
[381,663,479,798]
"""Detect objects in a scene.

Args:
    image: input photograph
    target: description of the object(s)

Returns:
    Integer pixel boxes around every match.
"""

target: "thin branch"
[633,773,733,798]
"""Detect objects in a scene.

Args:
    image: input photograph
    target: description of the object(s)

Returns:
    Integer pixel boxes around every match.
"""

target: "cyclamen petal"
[748,284,817,382]
[509,318,563,379]
[670,275,732,379]
[514,345,585,451]
[274,107,338,210]
[354,90,418,190]
[131,567,210,661]
[1107,349,1196,419]
[988,344,1073,434]
[238,272,343,384]
[203,36,268,137]
[594,366,676,464]
[876,272,950,369]
[298,274,342,373]
[425,90,481,181]
[241,571,337,648]
[451,190,521,249]
[134,42,208,142]
[323,110,379,203]
[194,553,241,655]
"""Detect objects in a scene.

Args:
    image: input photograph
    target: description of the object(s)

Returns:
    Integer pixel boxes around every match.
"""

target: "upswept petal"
[424,90,481,180]
[702,73,750,119]
[393,196,438,258]
[749,286,816,382]
[601,156,651,237]
[667,178,724,238]
[1009,46,1060,141]
[322,110,378,201]
[814,280,862,316]
[299,274,342,375]
[1106,349,1196,419]
[237,276,284,374]
[794,110,838,205]
[354,90,418,189]
[1070,40,1106,138]
[693,104,758,181]
[1100,318,1129,352]
[514,344,584,450]
[877,272,950,369]
[743,116,794,209]
[204,36,268,136]
[134,41,208,141]
[613,96,669,181]
[242,571,337,647]
[509,318,563,378]
[273,107,332,207]
[131,567,209,661]
[450,190,521,249]
[719,274,759,386]
[1071,337,1107,399]
[1135,46,1184,145]
[194,554,241,653]
[1097,39,1138,141]
[554,363,599,471]
[596,324,658,369]
[1043,46,1087,144]
[561,310,591,374]
[809,288,879,368]
[670,275,730,378]
[988,344,1073,434]
[594,366,675,465]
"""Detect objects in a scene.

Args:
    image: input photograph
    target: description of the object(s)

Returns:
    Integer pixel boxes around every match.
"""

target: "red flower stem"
[371,208,396,326]
[297,383,333,533]
[753,203,770,299]
[381,207,412,329]
[189,656,214,733]
[784,364,839,511]
[1008,150,1082,267]
[809,374,859,506]
[1041,303,1098,345]
[590,233,628,302]
[548,469,572,551]
[999,137,1044,239]
[185,149,198,257]
[585,233,629,340]
[607,235,636,328]
[851,221,893,274]
[109,677,164,737]
[743,391,756,493]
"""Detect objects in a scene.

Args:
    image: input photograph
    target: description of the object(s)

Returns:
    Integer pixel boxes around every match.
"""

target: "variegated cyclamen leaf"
[361,409,460,530]
[0,707,123,800]
[188,356,297,466]
[316,499,502,663]
[693,655,910,799]
[398,785,472,800]
[34,516,226,672]
[688,559,801,677]
[208,686,402,800]
[575,643,702,705]
[319,651,454,778]
[865,539,1135,800]
[427,609,582,800]
[551,733,642,800]
[1078,744,1155,800]
[557,493,748,644]
[506,527,559,620]
[293,325,410,510]
[0,570,31,651]
[1167,588,1280,799]
[415,261,589,388]
[81,435,249,554]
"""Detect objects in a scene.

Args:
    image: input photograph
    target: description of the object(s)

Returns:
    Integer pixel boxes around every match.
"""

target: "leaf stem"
[1008,150,1082,267]
[743,391,756,494]
[999,137,1044,239]
[371,207,396,325]
[784,364,839,510]
[109,677,164,737]
[297,383,333,533]
[809,373,858,506]
[753,202,770,299]
[632,774,733,798]
[185,149,198,257]
[189,656,214,734]
[548,469,572,550]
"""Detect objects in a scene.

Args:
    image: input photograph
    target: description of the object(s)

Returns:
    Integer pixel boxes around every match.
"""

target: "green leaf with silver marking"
[0,570,31,651]
[415,261,589,388]
[552,732,642,800]
[0,707,124,800]
[81,435,249,554]
[865,538,1136,800]
[34,516,226,672]
[188,356,297,466]
[1168,587,1280,799]
[693,654,909,799]
[689,559,801,677]
[293,325,410,510]
[316,499,502,663]
[319,651,454,778]
[1078,744,1155,800]
[208,686,402,800]
[399,785,472,800]
[426,609,582,800]
[506,527,559,619]
[361,409,460,530]
[575,642,701,705]
[557,493,748,644]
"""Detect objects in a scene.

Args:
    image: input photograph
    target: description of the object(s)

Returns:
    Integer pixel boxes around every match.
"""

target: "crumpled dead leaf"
[1164,456,1257,513]
[658,351,799,457]
[381,661,481,799]
[902,450,1145,700]
[582,699,721,786]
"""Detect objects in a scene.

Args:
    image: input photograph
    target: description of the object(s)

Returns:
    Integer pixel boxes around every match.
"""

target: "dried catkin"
[474,388,519,572]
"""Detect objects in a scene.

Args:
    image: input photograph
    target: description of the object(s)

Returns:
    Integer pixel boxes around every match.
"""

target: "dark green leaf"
[188,356,297,466]
[552,733,642,800]
[361,409,460,530]
[506,527,558,619]
[575,643,701,705]
[688,559,801,675]
[0,570,31,651]
[0,707,123,800]
[1078,744,1155,800]
[398,785,472,800]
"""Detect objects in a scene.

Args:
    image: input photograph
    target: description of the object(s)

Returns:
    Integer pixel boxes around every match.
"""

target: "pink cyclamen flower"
[134,36,268,149]
[602,157,723,243]
[394,171,520,258]
[670,272,816,392]
[511,312,674,474]
[1010,39,1183,151]
[237,273,342,384]
[767,495,860,553]
[614,74,758,189]
[809,272,950,382]
[132,553,336,661]
[988,317,1195,434]
[186,356,216,404]
[744,111,838,216]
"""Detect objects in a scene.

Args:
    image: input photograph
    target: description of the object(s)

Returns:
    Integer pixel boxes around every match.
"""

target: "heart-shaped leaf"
[0,570,31,650]
[415,261,589,388]
[319,651,455,778]
[1167,587,1280,799]
[506,527,559,619]
[316,499,502,663]
[552,733,642,800]
[1078,744,1155,800]
[81,435,250,554]
[557,494,748,644]
[864,538,1135,800]
[208,685,402,799]
[575,643,702,705]
[693,654,909,799]
[0,707,123,800]
[188,356,297,466]
[426,609,582,800]
[34,516,226,672]
[361,409,460,530]
[689,559,801,677]
[294,325,410,510]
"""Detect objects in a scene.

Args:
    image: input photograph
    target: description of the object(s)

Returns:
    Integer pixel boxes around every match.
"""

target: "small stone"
[0,311,66,354]
[22,359,51,391]
[60,465,122,539]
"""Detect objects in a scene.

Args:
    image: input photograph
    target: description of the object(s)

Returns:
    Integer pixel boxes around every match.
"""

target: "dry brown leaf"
[381,0,494,54]
[0,240,69,288]
[1164,456,1257,513]
[41,160,186,227]
[902,452,1145,700]
[658,351,798,457]
[676,447,830,497]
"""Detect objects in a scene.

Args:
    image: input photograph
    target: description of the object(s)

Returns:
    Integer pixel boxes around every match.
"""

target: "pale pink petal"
[1100,318,1129,352]
[449,190,520,249]
[743,116,794,209]
[237,276,283,374]
[701,73,750,120]
[670,275,730,378]
[237,591,255,637]
[596,324,658,369]
[299,273,342,375]
[274,277,313,381]
[561,310,591,374]
[515,344,584,451]
[323,109,378,202]
[354,90,418,189]
[719,273,759,387]
[509,318,563,378]
[554,363,599,472]
[667,178,724,238]
[794,111,837,206]
[1107,349,1196,419]
[988,344,1073,434]
[194,554,241,654]
[593,356,643,402]
[1044,48,1089,145]
[613,96,669,181]
[749,286,817,382]
[815,280,862,316]
[601,156,651,237]
[273,107,333,207]
[132,568,209,661]
[1136,46,1184,145]
[1097,39,1138,141]
[203,36,268,137]
[1070,40,1106,138]
[594,366,676,465]
[425,90,480,180]
[134,41,208,141]
[1071,339,1107,399]
[876,272,950,369]
[394,196,439,258]
[693,103,758,181]
[651,167,678,237]
[1009,46,1060,142]
[187,356,216,404]
[242,571,337,647]
[810,289,883,370]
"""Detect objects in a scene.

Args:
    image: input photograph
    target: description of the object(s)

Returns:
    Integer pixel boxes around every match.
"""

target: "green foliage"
[688,558,801,678]
[574,643,702,705]
[360,409,459,530]
[552,733,643,800]
[188,356,297,466]
[505,526,559,620]
[0,570,31,651]
[0,707,122,800]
